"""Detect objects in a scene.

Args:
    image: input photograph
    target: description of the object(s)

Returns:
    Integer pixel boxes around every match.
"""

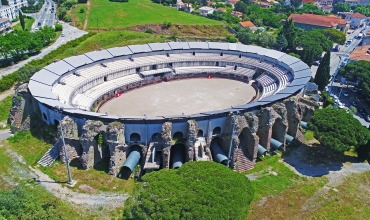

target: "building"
[231,11,243,19]
[288,13,349,32]
[0,0,28,20]
[0,18,11,34]
[198,6,215,16]
[319,5,332,13]
[239,21,258,32]
[349,36,370,62]
[345,12,366,29]
[284,0,291,6]
[177,0,193,12]
[344,0,359,6]
[226,0,240,8]
[216,7,227,13]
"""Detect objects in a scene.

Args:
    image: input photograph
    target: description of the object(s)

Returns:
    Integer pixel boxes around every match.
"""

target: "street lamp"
[54,106,73,184]
[94,18,99,33]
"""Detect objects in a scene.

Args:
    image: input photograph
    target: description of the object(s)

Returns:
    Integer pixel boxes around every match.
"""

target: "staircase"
[194,137,209,161]
[143,142,162,170]
[235,148,254,172]
[37,141,60,167]
[295,129,306,143]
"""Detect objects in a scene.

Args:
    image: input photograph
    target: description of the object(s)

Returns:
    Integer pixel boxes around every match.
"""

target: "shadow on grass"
[282,143,360,177]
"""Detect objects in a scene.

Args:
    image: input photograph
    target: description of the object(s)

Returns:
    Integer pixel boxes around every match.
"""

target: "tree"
[322,28,346,45]
[19,11,25,31]
[258,32,276,48]
[309,107,370,153]
[17,64,42,83]
[242,0,252,5]
[182,0,195,11]
[314,50,331,90]
[235,1,248,14]
[282,19,296,51]
[290,0,302,8]
[275,32,288,51]
[237,28,255,45]
[333,2,351,13]
[1,0,8,5]
[124,161,254,220]
[338,60,370,96]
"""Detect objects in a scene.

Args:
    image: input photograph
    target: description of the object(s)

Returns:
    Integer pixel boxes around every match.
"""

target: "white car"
[61,33,65,37]
[34,28,39,31]
[337,102,345,109]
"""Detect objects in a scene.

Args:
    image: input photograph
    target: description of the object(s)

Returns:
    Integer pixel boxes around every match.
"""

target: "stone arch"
[197,129,204,138]
[120,144,142,179]
[170,143,187,169]
[151,133,162,142]
[173,131,184,140]
[210,137,228,165]
[212,126,221,135]
[42,112,48,121]
[54,119,59,126]
[130,133,141,142]
[238,127,258,161]
[271,117,286,151]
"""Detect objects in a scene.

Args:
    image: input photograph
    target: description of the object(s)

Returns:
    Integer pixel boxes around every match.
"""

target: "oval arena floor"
[98,78,256,117]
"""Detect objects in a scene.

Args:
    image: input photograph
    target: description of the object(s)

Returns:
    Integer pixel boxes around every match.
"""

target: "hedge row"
[0,32,96,93]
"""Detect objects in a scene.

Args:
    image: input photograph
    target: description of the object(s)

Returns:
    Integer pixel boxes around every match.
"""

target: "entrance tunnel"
[210,139,228,165]
[170,143,187,169]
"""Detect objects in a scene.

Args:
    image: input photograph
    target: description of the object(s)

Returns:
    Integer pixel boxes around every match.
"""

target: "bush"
[226,35,237,43]
[23,54,29,60]
[79,8,85,13]
[63,15,72,22]
[124,161,254,220]
[162,21,171,28]
[55,24,63,32]
[144,28,153,34]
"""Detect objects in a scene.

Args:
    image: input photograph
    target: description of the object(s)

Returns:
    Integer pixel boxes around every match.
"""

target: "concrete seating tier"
[140,68,173,77]
[256,73,278,99]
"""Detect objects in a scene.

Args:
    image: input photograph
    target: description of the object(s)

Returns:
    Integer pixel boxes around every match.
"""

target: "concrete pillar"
[79,120,104,170]
[161,122,172,169]
[106,121,126,176]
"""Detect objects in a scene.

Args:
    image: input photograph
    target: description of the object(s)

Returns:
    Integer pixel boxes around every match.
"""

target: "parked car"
[38,22,41,26]
[34,27,39,31]
[61,32,65,37]
[351,100,358,107]
[350,87,358,93]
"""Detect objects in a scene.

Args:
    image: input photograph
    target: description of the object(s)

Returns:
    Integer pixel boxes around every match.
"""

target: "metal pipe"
[257,144,267,156]
[172,145,184,169]
[300,121,308,129]
[285,134,294,143]
[270,138,283,150]
[122,145,141,172]
[211,140,228,165]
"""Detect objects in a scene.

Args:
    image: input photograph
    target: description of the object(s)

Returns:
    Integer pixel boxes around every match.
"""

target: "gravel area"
[99,78,256,117]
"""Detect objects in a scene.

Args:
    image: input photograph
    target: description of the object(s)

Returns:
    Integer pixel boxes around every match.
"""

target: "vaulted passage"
[210,138,228,165]
[170,143,187,169]
[121,145,141,179]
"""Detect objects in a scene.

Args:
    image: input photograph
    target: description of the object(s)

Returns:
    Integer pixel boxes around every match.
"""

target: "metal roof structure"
[29,42,311,122]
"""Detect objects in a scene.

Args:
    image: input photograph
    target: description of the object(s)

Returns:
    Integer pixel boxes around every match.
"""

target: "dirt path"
[1,143,128,208]
[0,87,15,102]
[83,1,91,30]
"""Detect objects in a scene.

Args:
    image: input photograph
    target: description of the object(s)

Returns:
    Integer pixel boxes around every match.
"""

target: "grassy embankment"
[68,3,87,30]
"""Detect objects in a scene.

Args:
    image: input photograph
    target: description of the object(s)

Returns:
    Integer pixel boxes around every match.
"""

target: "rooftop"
[288,13,347,28]
[349,45,370,62]
[345,12,366,18]
[239,21,256,28]
[0,18,10,23]
[199,6,214,11]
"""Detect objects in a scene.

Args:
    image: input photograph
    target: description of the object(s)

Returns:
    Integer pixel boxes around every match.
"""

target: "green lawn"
[12,17,35,32]
[68,3,87,30]
[86,0,220,29]
[0,95,12,122]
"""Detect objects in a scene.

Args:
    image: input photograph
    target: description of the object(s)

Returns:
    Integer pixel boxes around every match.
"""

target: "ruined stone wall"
[106,121,126,176]
[161,122,172,169]
[186,120,199,162]
[58,116,81,163]
[241,113,259,161]
[284,98,301,138]
[79,120,105,169]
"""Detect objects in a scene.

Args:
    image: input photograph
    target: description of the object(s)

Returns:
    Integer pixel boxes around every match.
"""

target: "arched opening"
[220,52,223,56]
[197,129,204,138]
[54,119,59,126]
[120,145,142,179]
[192,51,195,56]
[151,133,162,142]
[234,65,238,71]
[168,63,173,67]
[215,62,219,66]
[173,131,184,140]
[212,126,221,135]
[170,143,187,169]
[152,64,157,70]
[210,137,228,165]
[42,112,48,121]
[238,127,257,163]
[136,67,140,73]
[239,54,242,58]
[130,133,141,142]
[166,53,170,57]
[271,118,285,151]
[104,76,107,82]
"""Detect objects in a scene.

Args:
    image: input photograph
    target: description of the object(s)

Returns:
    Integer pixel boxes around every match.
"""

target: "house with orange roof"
[288,13,349,32]
[238,21,258,32]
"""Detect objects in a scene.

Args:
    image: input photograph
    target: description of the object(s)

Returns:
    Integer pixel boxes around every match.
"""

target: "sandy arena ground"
[99,78,256,117]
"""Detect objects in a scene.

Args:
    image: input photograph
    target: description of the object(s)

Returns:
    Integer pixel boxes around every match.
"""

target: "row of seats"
[71,74,143,110]
[256,73,278,99]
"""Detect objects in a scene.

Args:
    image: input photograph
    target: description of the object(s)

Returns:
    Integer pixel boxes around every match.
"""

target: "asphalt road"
[30,1,56,30]
[0,130,12,141]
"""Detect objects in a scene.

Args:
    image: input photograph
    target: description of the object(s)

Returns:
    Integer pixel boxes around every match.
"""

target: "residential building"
[319,5,332,13]
[177,0,193,12]
[226,0,240,8]
[238,21,258,32]
[199,6,215,16]
[344,0,359,6]
[284,0,291,6]
[216,7,227,13]
[288,13,349,32]
[345,12,366,28]
[0,18,11,34]
[256,2,273,8]
[0,0,27,20]
[231,11,243,19]
[315,0,333,5]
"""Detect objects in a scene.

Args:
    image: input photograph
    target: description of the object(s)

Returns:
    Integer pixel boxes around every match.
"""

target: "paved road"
[0,23,87,78]
[0,129,12,141]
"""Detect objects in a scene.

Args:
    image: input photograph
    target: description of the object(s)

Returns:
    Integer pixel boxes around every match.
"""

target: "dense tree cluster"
[56,0,77,22]
[338,60,370,96]
[333,2,351,13]
[0,27,56,61]
[296,2,325,15]
[236,28,276,48]
[21,0,45,13]
[124,161,254,220]
[322,28,346,45]
[353,5,370,16]
[314,50,331,91]
[0,186,67,219]
[309,107,370,153]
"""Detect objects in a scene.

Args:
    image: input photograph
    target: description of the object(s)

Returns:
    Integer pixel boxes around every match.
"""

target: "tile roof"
[349,45,370,62]
[346,12,366,18]
[217,7,226,12]
[288,13,347,28]
[239,21,256,27]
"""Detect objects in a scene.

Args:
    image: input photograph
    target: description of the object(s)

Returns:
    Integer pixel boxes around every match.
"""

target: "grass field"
[68,4,87,30]
[12,17,35,32]
[86,0,220,29]
[0,96,13,123]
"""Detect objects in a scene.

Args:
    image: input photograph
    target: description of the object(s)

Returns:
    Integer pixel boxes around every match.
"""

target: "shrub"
[79,8,85,13]
[63,15,72,22]
[124,161,254,220]
[55,24,63,32]
[162,21,171,28]
[23,54,29,60]
[144,28,153,34]
[226,35,237,43]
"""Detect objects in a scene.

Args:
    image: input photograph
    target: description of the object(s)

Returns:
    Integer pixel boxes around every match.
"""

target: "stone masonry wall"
[58,116,81,163]
[106,121,126,176]
[186,120,199,161]
[79,120,104,169]
[161,122,172,169]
